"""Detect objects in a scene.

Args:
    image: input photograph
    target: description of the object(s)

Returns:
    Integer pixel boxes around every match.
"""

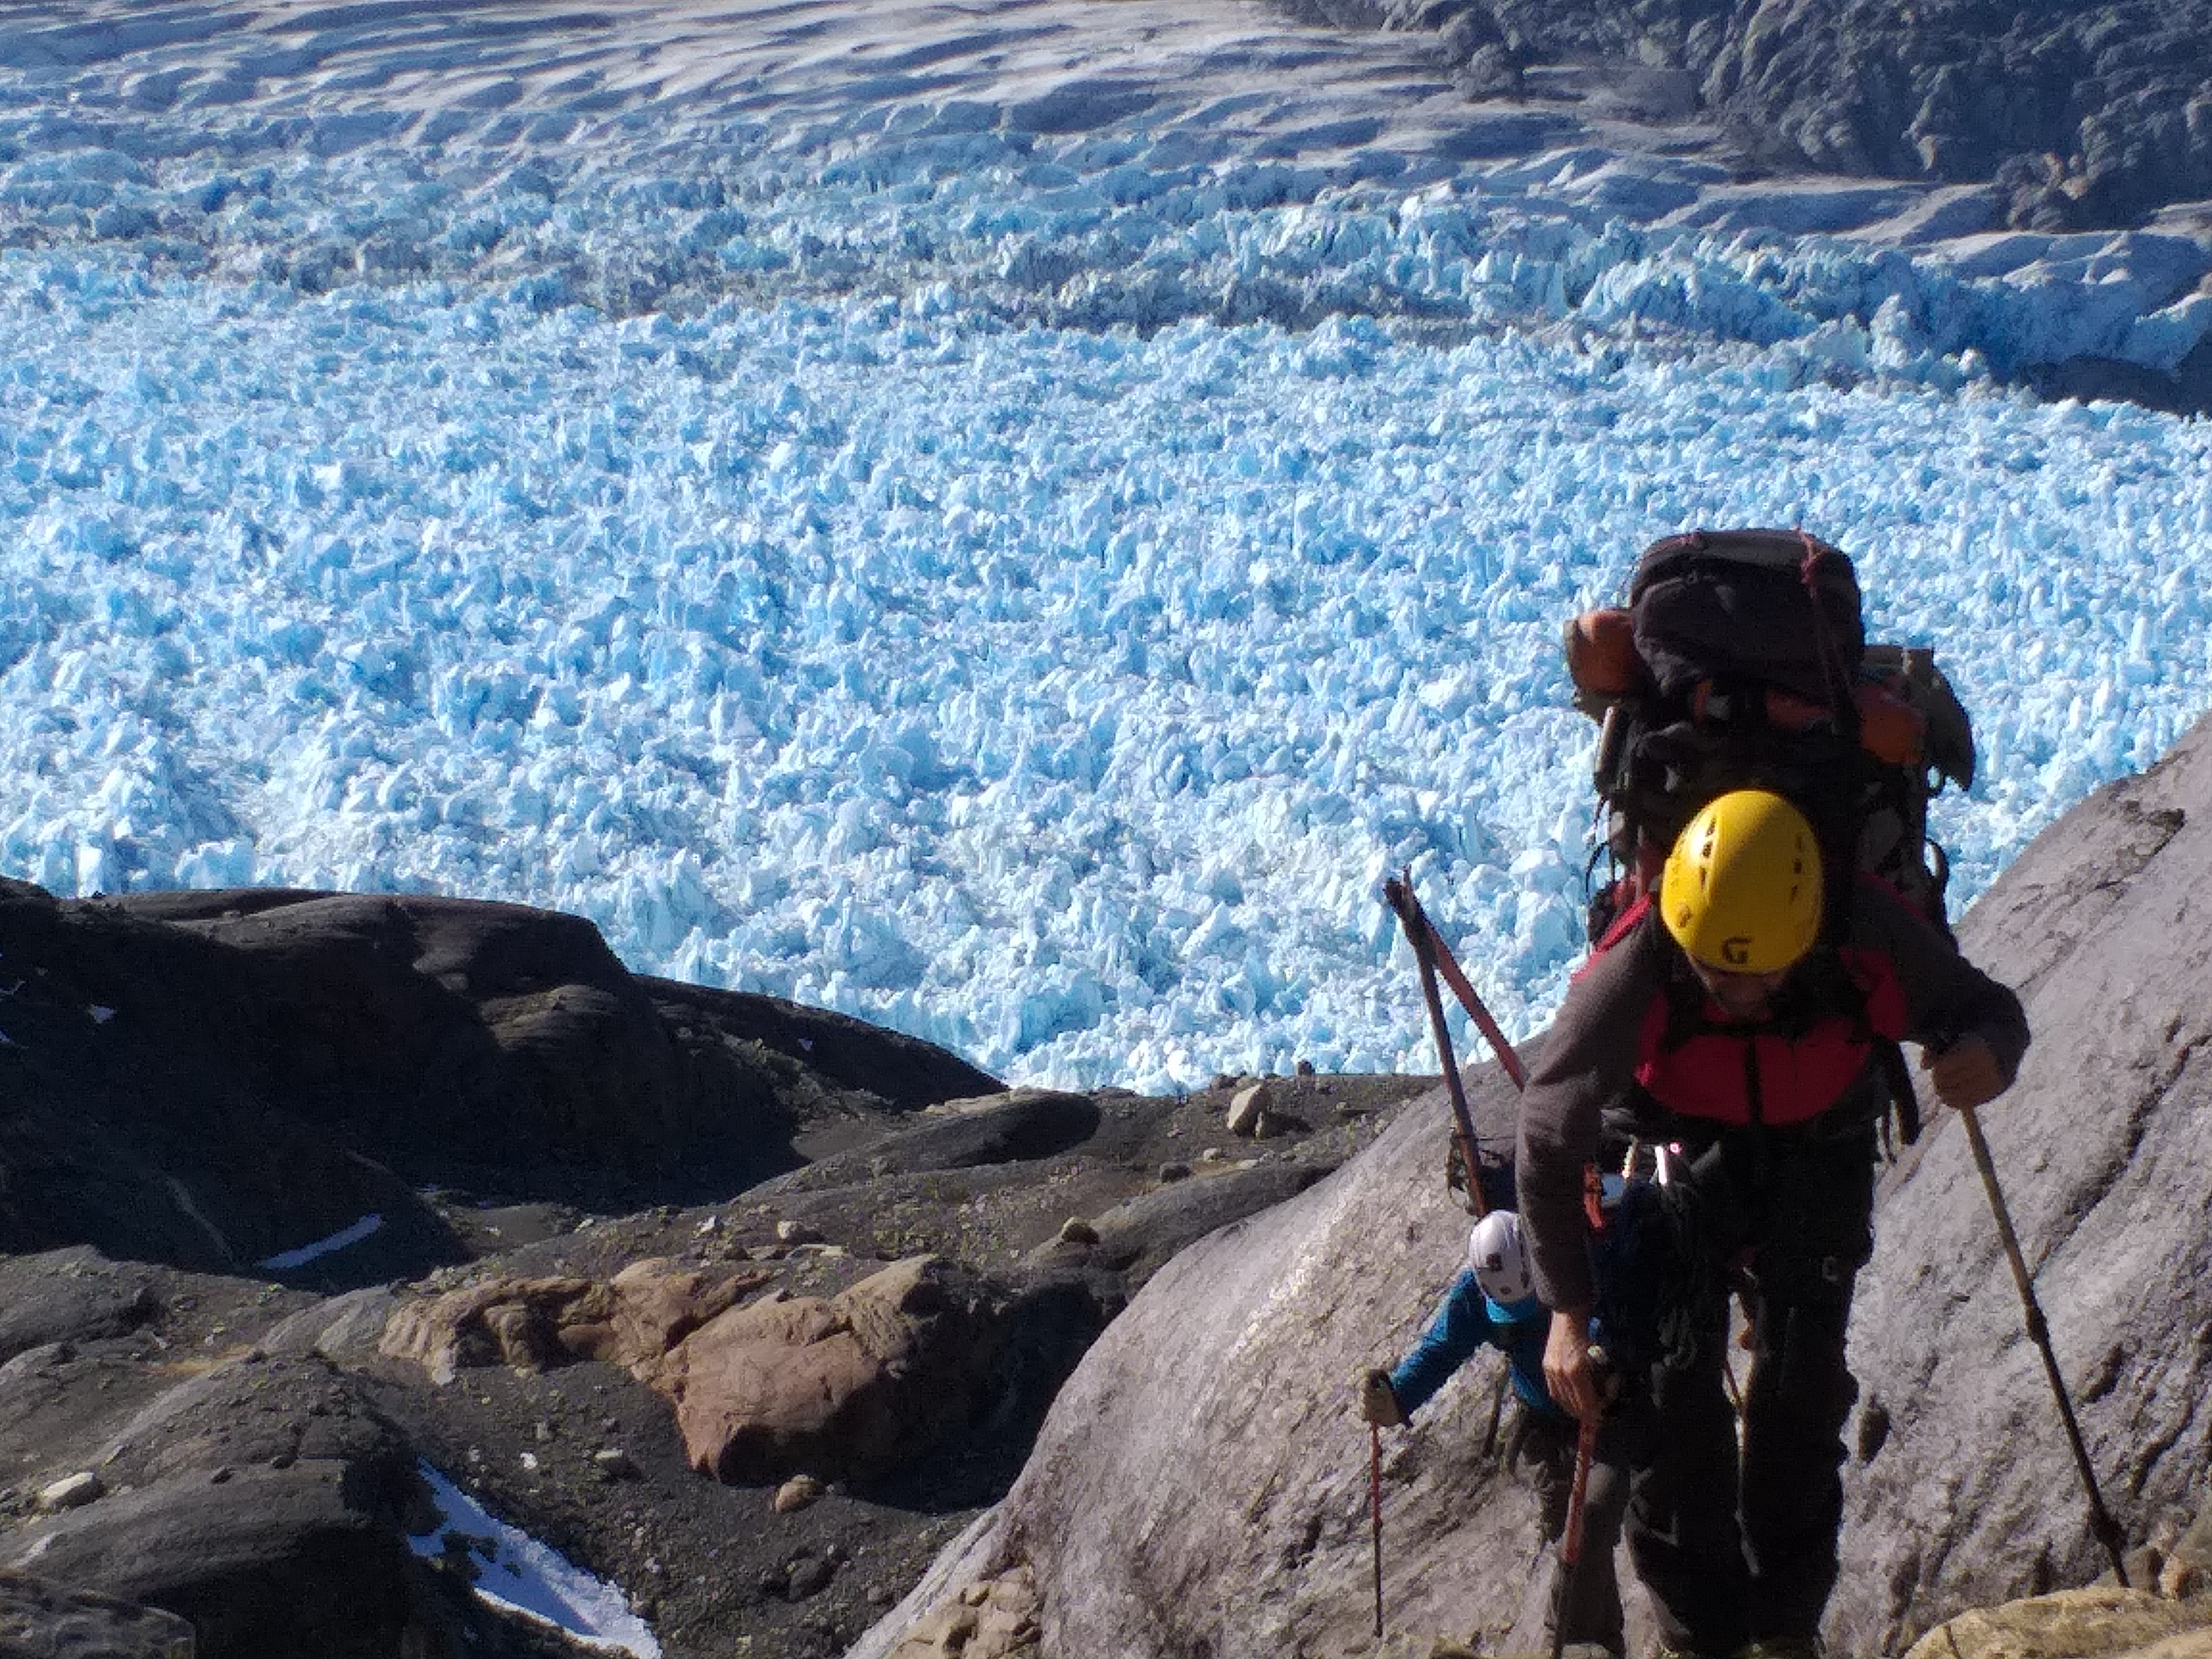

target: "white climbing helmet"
[1467,1210,1535,1306]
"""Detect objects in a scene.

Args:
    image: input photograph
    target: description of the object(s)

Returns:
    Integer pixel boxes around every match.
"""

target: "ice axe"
[1955,1097,2130,1585]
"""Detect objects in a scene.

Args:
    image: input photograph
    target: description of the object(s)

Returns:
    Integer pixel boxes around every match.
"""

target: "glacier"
[2,0,2210,1094]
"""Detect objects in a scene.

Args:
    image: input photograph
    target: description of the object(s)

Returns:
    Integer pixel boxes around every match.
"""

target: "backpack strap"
[1877,1040,1923,1147]
[1794,530,1867,954]
[1796,529,1863,729]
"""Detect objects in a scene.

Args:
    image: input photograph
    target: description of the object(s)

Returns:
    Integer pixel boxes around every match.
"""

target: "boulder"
[35,1473,103,1513]
[650,1255,1010,1484]
[1226,1082,1271,1137]
[0,1463,421,1659]
[377,1260,765,1384]
[1900,1587,2212,1659]
[0,1571,195,1659]
[257,1286,399,1365]
[774,1474,828,1514]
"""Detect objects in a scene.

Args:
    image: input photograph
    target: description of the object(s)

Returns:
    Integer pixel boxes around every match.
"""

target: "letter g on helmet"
[1660,789,1822,974]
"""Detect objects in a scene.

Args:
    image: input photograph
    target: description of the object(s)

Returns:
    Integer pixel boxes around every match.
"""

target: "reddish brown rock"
[651,1255,1008,1484]
[377,1260,764,1385]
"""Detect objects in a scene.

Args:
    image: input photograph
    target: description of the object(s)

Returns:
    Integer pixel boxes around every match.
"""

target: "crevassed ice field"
[3,12,2210,1093]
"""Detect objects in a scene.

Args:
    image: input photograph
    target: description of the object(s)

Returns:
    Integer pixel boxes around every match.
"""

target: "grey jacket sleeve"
[1851,884,2031,1084]
[1514,921,1660,1313]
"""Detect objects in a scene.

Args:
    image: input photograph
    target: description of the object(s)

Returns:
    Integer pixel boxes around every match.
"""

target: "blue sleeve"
[1494,1302,1565,1417]
[1387,1272,1497,1418]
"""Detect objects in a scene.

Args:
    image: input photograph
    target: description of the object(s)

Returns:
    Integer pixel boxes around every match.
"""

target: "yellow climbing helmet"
[1659,789,1823,974]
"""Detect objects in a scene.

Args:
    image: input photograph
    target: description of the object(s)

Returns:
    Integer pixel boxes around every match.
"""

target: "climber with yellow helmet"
[1515,787,2028,1659]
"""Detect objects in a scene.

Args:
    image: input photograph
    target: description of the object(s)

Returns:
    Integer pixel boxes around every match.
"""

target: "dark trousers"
[1519,1405,1633,1657]
[1623,1130,1875,1654]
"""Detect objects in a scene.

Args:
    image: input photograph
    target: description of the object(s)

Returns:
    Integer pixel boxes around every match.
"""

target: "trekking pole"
[1383,874,1489,1212]
[1549,1382,1604,1659]
[1370,1422,1386,1638]
[1955,1101,2130,1585]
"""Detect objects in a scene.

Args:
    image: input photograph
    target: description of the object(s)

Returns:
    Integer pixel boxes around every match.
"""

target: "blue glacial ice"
[2,14,2210,1095]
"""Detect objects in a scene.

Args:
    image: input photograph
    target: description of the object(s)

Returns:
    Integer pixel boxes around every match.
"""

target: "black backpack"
[1566,527,1976,950]
[1566,528,1977,1147]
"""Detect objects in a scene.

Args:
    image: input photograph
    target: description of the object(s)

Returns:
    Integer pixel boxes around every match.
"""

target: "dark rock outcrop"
[754,1092,1104,1196]
[0,882,1001,1281]
[1042,1159,1330,1284]
[854,710,2212,1659]
[1387,0,2212,230]
[0,1571,195,1659]
[0,1345,437,1659]
[4,1464,421,1658]
[0,1246,159,1363]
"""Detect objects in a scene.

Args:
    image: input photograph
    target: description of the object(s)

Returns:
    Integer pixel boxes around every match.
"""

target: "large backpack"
[1565,527,1976,955]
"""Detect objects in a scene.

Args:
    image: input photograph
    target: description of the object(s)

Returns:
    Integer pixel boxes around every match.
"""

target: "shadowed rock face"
[1381,0,2212,229]
[854,711,2212,1659]
[0,1571,196,1659]
[0,1336,442,1659]
[0,883,1002,1283]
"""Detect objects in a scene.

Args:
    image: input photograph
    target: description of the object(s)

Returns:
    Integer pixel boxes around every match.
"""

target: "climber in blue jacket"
[1357,1208,1632,1659]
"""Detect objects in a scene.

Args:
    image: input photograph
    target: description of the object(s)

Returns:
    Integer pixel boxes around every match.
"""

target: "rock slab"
[0,1571,195,1659]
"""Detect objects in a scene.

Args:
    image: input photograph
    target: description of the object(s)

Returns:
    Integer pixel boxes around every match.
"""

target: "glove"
[1355,1367,1405,1428]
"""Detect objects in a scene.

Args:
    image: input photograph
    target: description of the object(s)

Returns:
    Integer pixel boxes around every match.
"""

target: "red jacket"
[1517,882,2028,1313]
[1591,894,1910,1129]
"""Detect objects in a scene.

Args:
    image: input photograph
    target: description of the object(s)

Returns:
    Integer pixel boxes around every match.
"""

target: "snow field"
[410,1463,661,1657]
